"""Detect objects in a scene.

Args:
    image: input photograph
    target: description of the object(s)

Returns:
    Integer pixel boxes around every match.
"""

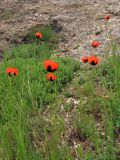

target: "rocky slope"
[0,0,120,59]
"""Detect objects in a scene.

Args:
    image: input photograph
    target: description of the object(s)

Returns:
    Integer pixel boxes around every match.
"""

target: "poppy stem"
[55,80,57,96]
[34,39,37,55]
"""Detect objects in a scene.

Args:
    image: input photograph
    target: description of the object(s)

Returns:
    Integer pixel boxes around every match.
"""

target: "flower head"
[35,32,42,39]
[43,60,58,72]
[6,67,18,76]
[81,56,89,63]
[91,41,101,48]
[46,73,56,81]
[88,56,99,65]
[104,15,110,20]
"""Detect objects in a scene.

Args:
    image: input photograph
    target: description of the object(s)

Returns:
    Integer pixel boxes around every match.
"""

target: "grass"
[0,25,120,160]
[70,52,120,159]
[23,25,60,45]
[4,43,57,61]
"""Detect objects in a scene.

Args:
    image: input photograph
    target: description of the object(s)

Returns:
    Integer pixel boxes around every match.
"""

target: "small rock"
[66,97,73,104]
[73,100,80,105]
[107,4,120,16]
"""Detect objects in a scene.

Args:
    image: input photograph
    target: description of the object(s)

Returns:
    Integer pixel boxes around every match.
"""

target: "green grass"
[70,53,120,160]
[3,43,57,61]
[24,25,59,45]
[0,27,80,159]
[0,26,120,160]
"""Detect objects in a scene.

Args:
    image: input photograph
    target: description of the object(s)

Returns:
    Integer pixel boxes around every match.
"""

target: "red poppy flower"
[88,56,99,65]
[46,73,56,81]
[91,41,101,48]
[6,67,18,76]
[43,60,58,72]
[81,56,89,63]
[35,32,42,39]
[104,15,110,20]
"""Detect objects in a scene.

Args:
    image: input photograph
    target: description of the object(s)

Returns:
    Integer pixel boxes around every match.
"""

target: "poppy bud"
[46,73,56,81]
[35,32,42,39]
[6,67,19,77]
[88,56,99,65]
[104,15,110,20]
[91,41,101,48]
[81,56,89,63]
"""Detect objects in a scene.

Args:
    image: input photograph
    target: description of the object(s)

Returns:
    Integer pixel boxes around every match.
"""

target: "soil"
[0,0,120,59]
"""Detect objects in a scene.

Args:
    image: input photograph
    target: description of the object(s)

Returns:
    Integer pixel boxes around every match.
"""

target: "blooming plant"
[6,67,19,76]
[43,60,58,72]
[46,73,56,81]
[91,41,101,48]
[88,56,99,65]
[35,32,43,39]
[104,15,110,20]
[81,56,89,63]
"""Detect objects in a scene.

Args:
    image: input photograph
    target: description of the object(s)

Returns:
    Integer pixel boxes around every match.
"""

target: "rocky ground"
[0,0,120,60]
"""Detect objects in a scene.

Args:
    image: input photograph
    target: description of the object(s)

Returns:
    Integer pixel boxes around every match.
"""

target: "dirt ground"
[0,0,120,59]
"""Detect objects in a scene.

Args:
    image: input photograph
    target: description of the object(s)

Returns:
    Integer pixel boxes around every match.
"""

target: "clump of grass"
[0,57,80,108]
[0,47,80,159]
[3,25,60,62]
[62,46,119,159]
[3,43,55,61]
[24,25,59,45]
[92,54,120,128]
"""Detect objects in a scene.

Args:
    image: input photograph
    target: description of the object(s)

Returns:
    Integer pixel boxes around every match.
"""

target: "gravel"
[0,0,120,60]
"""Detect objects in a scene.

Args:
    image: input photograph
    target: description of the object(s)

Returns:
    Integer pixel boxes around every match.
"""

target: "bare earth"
[0,0,120,59]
